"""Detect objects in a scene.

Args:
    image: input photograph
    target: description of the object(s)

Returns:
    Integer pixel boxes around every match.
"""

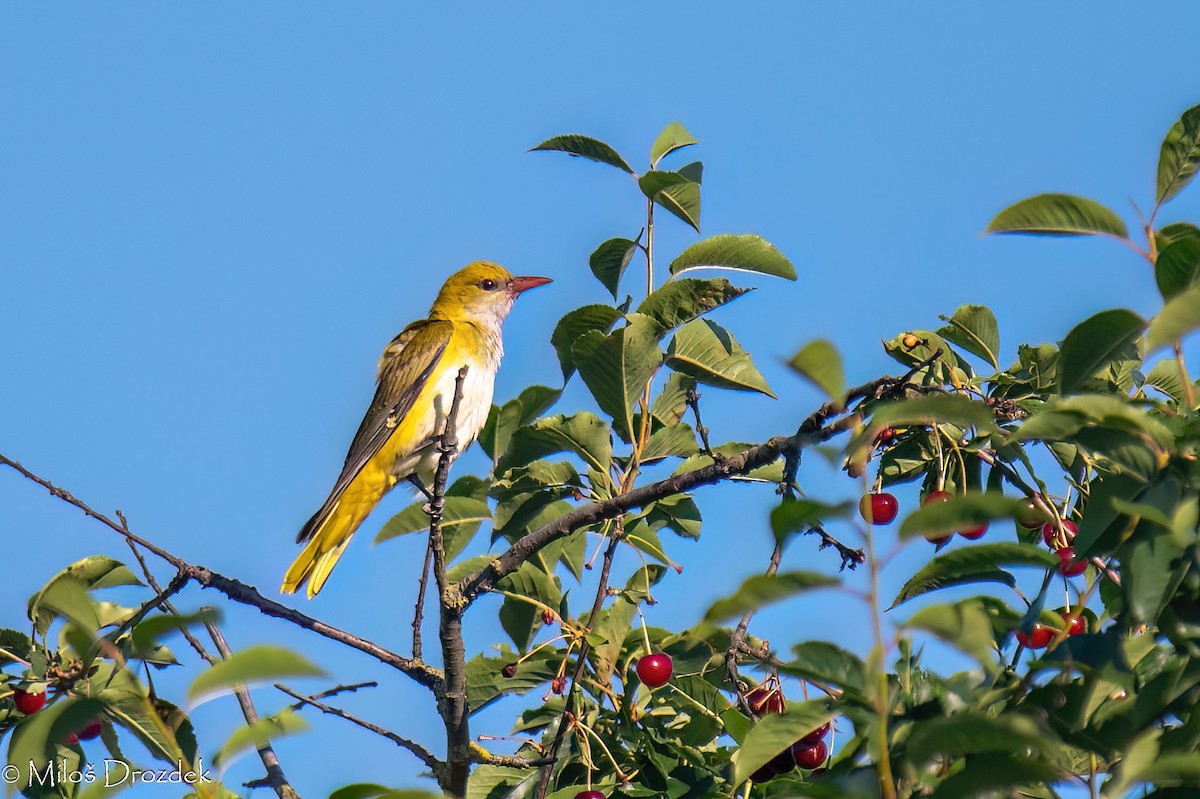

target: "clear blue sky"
[2,3,1198,796]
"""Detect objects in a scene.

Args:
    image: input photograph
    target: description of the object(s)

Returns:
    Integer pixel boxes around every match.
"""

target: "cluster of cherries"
[744,686,830,782]
[1028,507,1087,577]
[571,654,675,799]
[9,688,102,744]
[859,490,986,542]
[1015,608,1088,650]
[861,492,1092,579]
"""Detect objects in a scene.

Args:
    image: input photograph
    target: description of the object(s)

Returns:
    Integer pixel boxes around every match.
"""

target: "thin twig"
[281,680,378,712]
[725,539,786,715]
[275,683,441,772]
[686,389,716,459]
[804,525,866,571]
[206,622,297,799]
[533,526,624,799]
[413,538,434,661]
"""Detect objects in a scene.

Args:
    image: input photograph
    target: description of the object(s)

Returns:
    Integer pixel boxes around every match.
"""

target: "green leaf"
[865,395,1000,439]
[985,193,1128,238]
[1147,283,1200,353]
[550,304,624,382]
[589,236,641,299]
[937,304,1000,370]
[375,496,491,547]
[497,563,561,653]
[904,598,1002,667]
[666,319,774,397]
[188,645,325,701]
[1154,237,1200,300]
[703,571,838,622]
[0,628,32,664]
[1143,359,1187,401]
[212,708,309,768]
[640,423,698,463]
[331,787,443,799]
[466,649,559,715]
[497,412,612,475]
[479,385,562,460]
[30,577,100,636]
[1057,308,1145,393]
[890,542,1057,607]
[906,713,1051,762]
[650,372,696,427]
[898,493,1025,541]
[572,314,663,440]
[6,697,106,792]
[467,765,539,799]
[650,121,699,168]
[781,641,867,694]
[1157,104,1200,204]
[638,170,701,232]
[787,339,844,399]
[591,597,635,683]
[730,701,834,784]
[769,499,851,541]
[636,277,752,335]
[530,134,634,174]
[92,666,197,767]
[1156,221,1200,249]
[668,233,796,280]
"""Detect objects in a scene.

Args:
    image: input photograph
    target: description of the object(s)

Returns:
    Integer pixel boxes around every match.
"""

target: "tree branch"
[430,366,472,798]
[0,453,444,692]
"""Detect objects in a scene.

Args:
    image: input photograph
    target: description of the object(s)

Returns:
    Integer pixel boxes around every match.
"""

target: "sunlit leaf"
[666,319,774,397]
[1058,309,1145,393]
[530,134,634,174]
[1157,103,1200,204]
[650,121,699,168]
[636,277,752,335]
[730,701,834,784]
[985,193,1127,238]
[189,646,325,701]
[1146,283,1200,353]
[668,233,796,280]
[937,304,1000,370]
[787,339,844,399]
[890,542,1057,607]
[703,571,838,622]
[589,236,641,299]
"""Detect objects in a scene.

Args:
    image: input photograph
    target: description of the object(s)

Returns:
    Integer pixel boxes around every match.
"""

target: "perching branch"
[428,366,473,798]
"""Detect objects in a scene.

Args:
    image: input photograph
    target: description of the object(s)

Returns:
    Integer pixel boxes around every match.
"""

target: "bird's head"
[430,261,552,328]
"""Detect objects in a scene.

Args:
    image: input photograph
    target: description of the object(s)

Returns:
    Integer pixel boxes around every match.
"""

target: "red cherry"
[12,689,47,715]
[1056,546,1088,577]
[921,491,954,544]
[1060,610,1087,637]
[875,427,896,446]
[541,609,558,626]
[636,653,673,688]
[791,739,829,769]
[551,676,567,695]
[574,792,606,799]
[958,520,988,540]
[1041,519,1078,547]
[64,732,80,745]
[801,722,831,745]
[1015,625,1053,650]
[859,493,899,525]
[750,763,776,783]
[501,663,518,678]
[746,686,785,716]
[1016,498,1052,529]
[79,718,103,741]
[768,748,796,774]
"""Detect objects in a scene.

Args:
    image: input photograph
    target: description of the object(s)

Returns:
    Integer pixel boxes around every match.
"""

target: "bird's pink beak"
[509,275,553,295]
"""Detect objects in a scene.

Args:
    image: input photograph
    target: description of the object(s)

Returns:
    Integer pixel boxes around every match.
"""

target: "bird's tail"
[281,475,386,598]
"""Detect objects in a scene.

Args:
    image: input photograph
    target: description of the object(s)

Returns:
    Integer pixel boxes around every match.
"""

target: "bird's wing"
[297,319,453,544]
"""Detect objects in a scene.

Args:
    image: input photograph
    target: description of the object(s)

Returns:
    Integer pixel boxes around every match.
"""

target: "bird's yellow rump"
[281,262,551,598]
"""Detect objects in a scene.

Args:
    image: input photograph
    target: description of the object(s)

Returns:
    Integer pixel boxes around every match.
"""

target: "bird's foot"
[407,475,434,501]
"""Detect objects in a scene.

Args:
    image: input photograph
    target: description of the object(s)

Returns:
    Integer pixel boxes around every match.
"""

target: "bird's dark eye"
[478,279,498,291]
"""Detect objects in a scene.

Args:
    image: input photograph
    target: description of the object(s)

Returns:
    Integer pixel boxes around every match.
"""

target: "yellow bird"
[282,262,551,598]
